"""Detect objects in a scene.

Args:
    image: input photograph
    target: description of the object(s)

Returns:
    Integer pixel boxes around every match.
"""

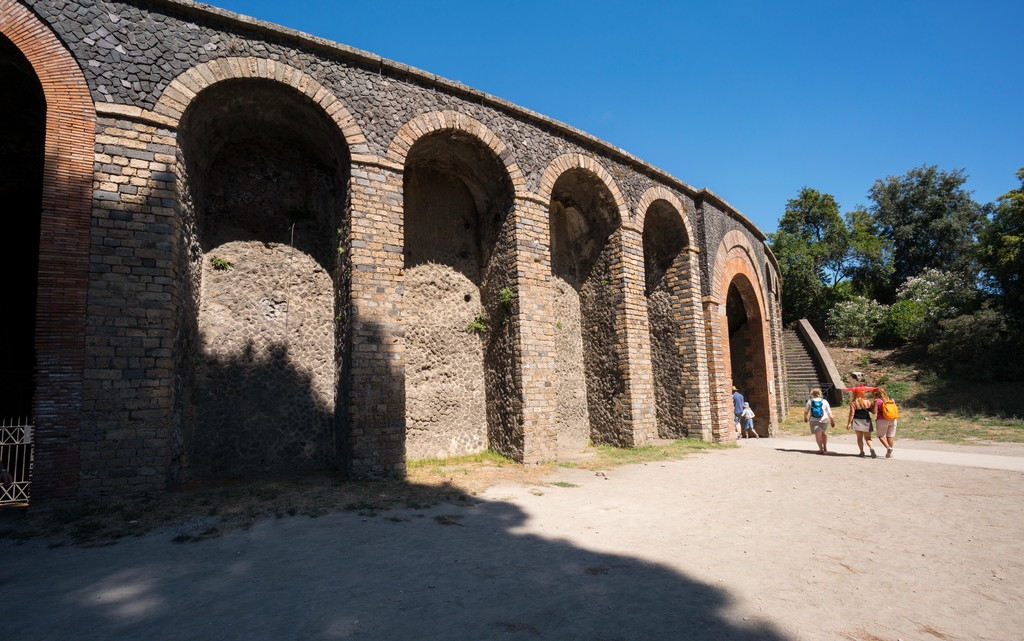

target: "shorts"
[743,418,754,430]
[852,417,872,433]
[734,413,743,428]
[809,419,829,434]
[876,418,897,438]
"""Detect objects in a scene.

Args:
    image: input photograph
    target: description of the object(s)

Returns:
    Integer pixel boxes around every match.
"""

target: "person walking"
[874,387,898,458]
[741,402,759,438]
[803,388,835,454]
[846,389,877,458]
[731,386,744,439]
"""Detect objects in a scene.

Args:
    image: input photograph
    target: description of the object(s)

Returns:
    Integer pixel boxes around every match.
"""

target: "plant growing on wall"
[498,286,515,310]
[211,257,231,271]
[466,314,488,335]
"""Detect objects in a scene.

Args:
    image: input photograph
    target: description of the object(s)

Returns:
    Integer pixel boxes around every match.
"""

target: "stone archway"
[396,116,518,461]
[173,77,352,479]
[639,191,710,440]
[707,232,777,439]
[0,2,96,504]
[541,156,630,450]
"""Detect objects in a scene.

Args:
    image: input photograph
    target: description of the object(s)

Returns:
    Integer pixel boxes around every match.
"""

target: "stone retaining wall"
[4,0,787,501]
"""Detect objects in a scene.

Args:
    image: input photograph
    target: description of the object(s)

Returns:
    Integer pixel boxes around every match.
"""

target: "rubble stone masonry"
[3,0,786,501]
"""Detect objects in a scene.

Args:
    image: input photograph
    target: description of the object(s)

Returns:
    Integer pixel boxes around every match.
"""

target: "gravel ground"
[2,442,1021,640]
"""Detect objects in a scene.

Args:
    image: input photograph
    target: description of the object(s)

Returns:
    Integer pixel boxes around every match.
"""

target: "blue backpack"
[810,399,824,419]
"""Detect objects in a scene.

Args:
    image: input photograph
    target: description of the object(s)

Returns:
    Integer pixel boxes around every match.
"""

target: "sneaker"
[886,449,893,459]
[858,452,865,458]
[870,449,877,459]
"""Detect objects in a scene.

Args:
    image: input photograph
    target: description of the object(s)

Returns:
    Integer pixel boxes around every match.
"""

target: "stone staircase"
[783,329,831,405]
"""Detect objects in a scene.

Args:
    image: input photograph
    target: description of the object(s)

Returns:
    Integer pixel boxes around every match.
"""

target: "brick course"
[6,0,788,499]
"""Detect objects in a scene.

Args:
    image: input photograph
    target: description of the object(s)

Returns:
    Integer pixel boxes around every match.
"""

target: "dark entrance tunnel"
[726,277,770,436]
[402,130,518,460]
[174,79,350,479]
[549,169,623,450]
[0,34,45,421]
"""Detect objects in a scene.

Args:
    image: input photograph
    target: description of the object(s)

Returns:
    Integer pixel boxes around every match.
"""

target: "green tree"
[866,165,987,302]
[768,187,852,330]
[844,207,893,299]
[979,167,1024,316]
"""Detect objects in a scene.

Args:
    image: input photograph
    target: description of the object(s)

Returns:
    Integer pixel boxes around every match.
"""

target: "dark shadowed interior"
[0,34,44,421]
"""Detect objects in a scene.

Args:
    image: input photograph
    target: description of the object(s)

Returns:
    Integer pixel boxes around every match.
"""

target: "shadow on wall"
[191,341,334,478]
[1,488,787,641]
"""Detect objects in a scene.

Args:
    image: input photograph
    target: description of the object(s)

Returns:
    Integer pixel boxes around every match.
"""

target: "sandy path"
[2,443,1022,640]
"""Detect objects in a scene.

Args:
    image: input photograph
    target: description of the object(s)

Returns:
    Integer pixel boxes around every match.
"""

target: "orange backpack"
[881,399,899,420]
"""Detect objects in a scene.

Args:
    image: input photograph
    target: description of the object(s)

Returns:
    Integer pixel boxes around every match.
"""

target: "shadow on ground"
[1,485,786,640]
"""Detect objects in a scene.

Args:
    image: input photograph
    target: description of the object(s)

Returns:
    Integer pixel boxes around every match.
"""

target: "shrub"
[928,307,1024,381]
[466,314,488,335]
[826,296,886,346]
[874,299,927,346]
[895,268,977,339]
[498,286,515,310]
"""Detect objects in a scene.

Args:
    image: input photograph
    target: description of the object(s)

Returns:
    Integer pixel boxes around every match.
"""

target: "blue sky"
[214,0,1023,234]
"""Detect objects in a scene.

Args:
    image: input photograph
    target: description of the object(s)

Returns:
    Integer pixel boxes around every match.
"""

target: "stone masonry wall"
[10,0,786,496]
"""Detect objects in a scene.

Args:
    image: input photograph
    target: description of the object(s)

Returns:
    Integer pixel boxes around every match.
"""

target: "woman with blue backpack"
[803,388,835,454]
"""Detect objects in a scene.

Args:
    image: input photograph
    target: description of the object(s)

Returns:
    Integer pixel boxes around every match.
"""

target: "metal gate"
[0,417,33,505]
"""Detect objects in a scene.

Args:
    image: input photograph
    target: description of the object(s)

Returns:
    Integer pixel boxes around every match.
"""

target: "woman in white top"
[803,388,835,454]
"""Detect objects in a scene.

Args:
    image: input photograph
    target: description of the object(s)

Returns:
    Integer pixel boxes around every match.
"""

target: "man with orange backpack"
[874,388,899,458]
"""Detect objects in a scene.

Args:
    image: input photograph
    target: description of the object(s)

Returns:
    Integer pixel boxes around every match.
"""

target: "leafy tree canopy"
[866,165,987,302]
[979,167,1024,315]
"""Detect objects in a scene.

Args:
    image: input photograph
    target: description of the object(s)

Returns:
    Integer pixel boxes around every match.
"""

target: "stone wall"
[6,0,788,499]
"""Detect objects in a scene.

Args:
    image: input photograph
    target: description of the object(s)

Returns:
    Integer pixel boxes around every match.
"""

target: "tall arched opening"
[175,79,350,479]
[642,200,703,438]
[402,130,517,460]
[549,169,623,450]
[0,34,44,422]
[725,274,771,436]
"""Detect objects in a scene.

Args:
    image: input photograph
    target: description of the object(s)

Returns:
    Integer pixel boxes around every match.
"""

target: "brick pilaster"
[342,159,406,477]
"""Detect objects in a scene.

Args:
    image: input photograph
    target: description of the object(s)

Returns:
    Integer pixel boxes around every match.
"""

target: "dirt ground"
[2,441,1022,640]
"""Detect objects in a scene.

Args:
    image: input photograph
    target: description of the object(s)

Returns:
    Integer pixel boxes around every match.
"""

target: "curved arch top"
[537,154,630,226]
[710,229,766,303]
[386,110,527,192]
[153,56,369,154]
[1,0,97,504]
[636,186,695,247]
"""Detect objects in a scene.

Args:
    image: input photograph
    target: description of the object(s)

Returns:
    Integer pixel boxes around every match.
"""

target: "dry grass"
[0,439,727,548]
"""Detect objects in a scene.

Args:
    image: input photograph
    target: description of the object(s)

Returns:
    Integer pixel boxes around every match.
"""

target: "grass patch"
[552,482,579,488]
[579,438,734,470]
[407,449,515,470]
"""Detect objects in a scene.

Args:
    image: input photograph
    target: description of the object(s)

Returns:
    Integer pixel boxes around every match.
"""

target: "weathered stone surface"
[3,0,787,500]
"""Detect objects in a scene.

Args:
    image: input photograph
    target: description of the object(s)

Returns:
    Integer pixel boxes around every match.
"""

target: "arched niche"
[402,129,517,460]
[549,167,623,450]
[642,199,701,438]
[175,78,351,478]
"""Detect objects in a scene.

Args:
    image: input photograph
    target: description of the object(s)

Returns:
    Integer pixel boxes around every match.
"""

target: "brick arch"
[635,186,695,247]
[1,1,97,504]
[710,230,765,303]
[386,110,526,192]
[710,236,777,437]
[153,57,368,155]
[537,154,630,225]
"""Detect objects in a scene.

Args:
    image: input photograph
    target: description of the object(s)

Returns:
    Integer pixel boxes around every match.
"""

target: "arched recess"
[639,190,705,438]
[393,113,519,460]
[711,233,776,437]
[173,75,352,479]
[0,3,96,504]
[542,155,627,450]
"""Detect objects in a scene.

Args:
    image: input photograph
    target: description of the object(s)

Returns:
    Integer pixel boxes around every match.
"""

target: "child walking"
[741,402,759,439]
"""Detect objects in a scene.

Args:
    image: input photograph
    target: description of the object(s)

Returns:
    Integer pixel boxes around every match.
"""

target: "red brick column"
[1,1,97,505]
